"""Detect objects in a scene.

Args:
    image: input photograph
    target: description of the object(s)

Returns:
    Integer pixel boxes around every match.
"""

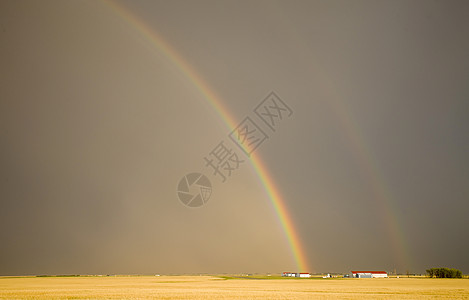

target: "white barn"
[351,271,387,278]
[282,272,311,278]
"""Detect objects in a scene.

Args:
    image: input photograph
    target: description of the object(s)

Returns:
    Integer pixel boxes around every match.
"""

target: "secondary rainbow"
[103,0,310,272]
[323,93,411,269]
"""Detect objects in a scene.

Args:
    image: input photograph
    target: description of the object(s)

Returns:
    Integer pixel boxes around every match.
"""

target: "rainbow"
[324,95,411,269]
[102,0,310,271]
[101,0,412,273]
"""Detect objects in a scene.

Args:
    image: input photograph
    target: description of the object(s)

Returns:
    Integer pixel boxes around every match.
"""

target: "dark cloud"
[1,0,468,275]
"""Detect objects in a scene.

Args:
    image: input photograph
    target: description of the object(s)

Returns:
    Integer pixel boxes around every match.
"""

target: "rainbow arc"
[101,0,412,272]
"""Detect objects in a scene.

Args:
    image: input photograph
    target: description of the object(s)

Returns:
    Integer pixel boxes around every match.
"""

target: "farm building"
[351,271,387,278]
[282,272,311,278]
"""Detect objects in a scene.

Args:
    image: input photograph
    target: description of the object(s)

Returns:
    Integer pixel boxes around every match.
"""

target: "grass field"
[0,275,468,299]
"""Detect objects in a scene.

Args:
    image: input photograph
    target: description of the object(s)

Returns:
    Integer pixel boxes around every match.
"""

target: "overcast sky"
[1,0,468,275]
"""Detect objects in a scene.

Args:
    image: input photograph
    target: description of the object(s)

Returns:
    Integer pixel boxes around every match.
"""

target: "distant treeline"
[426,268,462,278]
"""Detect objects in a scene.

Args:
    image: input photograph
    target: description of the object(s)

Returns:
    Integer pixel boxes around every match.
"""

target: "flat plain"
[0,275,468,299]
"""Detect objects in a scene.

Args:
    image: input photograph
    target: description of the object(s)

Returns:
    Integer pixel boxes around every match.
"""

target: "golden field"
[0,275,468,299]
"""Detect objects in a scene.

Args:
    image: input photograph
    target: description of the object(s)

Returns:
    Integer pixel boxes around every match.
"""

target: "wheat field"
[0,275,468,299]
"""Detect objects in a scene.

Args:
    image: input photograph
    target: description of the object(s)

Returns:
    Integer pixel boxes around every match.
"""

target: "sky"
[1,0,468,275]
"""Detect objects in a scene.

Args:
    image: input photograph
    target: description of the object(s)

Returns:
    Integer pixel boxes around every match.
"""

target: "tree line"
[426,268,462,278]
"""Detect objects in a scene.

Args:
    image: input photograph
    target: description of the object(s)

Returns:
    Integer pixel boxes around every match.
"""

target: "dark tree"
[426,268,462,278]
